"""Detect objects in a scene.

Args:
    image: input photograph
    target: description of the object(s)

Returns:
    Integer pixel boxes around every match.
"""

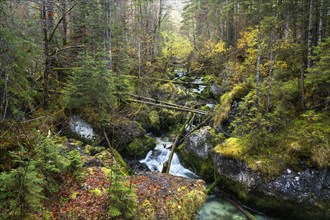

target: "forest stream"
[139,136,277,220]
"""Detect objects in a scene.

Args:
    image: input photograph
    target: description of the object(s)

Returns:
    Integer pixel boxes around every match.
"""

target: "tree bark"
[162,113,193,173]
[307,0,314,68]
[300,65,306,112]
[266,30,275,113]
[61,0,68,45]
[1,70,8,122]
[104,0,113,71]
[255,17,261,108]
[318,0,324,45]
[42,2,50,107]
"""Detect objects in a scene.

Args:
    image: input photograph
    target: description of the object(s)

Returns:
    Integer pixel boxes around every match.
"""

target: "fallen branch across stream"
[127,98,211,115]
[119,74,210,86]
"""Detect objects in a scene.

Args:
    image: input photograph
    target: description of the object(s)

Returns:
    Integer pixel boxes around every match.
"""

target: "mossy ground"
[214,111,330,178]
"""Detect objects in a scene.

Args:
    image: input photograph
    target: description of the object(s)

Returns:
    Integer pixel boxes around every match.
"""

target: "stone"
[183,126,213,159]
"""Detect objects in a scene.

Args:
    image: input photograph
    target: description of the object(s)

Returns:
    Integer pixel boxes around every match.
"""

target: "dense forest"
[0,0,329,219]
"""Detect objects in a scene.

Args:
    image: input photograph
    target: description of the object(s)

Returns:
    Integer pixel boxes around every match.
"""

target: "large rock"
[132,172,207,220]
[211,153,262,189]
[211,152,330,219]
[183,126,213,159]
[106,117,146,152]
[178,126,215,180]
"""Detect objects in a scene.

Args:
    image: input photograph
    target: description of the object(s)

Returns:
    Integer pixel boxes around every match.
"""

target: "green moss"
[178,144,214,181]
[126,135,155,159]
[70,191,79,199]
[101,167,111,176]
[84,145,105,156]
[213,83,250,127]
[214,138,247,159]
[72,140,84,147]
[90,188,103,197]
[149,110,160,133]
[214,138,288,178]
[94,149,131,176]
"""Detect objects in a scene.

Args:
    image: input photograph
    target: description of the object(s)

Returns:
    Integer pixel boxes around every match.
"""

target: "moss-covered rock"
[178,126,216,181]
[105,117,146,152]
[211,150,330,220]
[218,175,330,220]
[84,145,106,156]
[125,135,156,159]
[179,146,215,181]
[213,83,250,131]
[149,110,161,134]
[94,150,131,176]
[132,172,207,219]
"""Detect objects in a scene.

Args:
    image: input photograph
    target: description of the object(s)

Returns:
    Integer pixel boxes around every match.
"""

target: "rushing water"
[192,78,206,93]
[139,136,277,220]
[139,137,198,178]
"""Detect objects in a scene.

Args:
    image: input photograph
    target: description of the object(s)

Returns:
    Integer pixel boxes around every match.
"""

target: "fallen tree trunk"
[127,98,210,115]
[119,75,209,86]
[129,93,208,113]
[162,113,194,173]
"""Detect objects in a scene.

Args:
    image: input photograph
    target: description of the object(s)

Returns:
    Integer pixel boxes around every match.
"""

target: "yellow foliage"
[237,28,258,49]
[101,167,111,176]
[89,188,103,197]
[200,39,227,58]
[161,32,193,60]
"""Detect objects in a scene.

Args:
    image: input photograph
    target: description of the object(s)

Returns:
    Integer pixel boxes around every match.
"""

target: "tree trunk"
[1,70,8,122]
[137,2,142,78]
[307,0,314,68]
[104,0,113,71]
[318,0,324,45]
[300,66,306,111]
[284,11,290,40]
[61,0,68,45]
[41,3,50,107]
[255,17,261,108]
[162,113,193,173]
[266,30,275,113]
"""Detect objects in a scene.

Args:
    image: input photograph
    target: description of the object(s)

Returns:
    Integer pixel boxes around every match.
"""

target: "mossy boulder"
[217,175,330,220]
[94,150,131,175]
[157,82,188,101]
[105,117,146,152]
[212,83,250,131]
[211,150,330,220]
[84,145,106,156]
[125,135,156,159]
[148,110,161,134]
[178,126,215,181]
[132,172,207,219]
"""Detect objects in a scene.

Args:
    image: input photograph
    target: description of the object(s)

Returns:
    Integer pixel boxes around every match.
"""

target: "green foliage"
[0,22,37,120]
[106,164,137,219]
[66,150,84,173]
[0,146,45,219]
[282,111,330,168]
[0,132,85,219]
[61,52,115,112]
[306,37,330,110]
